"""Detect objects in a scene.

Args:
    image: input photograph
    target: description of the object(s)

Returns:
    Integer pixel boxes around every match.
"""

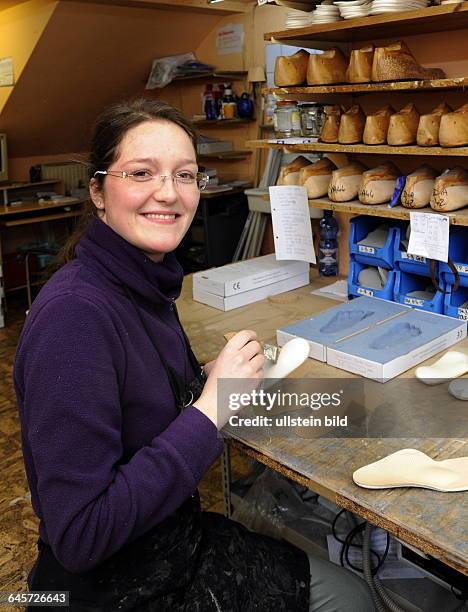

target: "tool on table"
[223,331,279,364]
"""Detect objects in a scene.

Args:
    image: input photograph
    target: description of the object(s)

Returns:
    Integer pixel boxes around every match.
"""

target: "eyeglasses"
[94,169,209,191]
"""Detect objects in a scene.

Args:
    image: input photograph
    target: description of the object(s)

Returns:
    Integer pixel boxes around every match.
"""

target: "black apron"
[28,292,310,611]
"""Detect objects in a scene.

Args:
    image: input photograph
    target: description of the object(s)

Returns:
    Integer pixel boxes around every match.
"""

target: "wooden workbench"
[177,275,468,576]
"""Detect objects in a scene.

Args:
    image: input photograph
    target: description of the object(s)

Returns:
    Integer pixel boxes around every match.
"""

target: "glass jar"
[273,100,301,138]
[299,103,325,137]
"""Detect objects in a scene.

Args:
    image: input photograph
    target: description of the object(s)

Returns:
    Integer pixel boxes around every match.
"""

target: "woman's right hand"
[193,330,264,429]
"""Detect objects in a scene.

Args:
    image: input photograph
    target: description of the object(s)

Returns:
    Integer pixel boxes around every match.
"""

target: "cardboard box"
[277,297,409,362]
[193,255,310,298]
[193,271,310,311]
[277,296,467,381]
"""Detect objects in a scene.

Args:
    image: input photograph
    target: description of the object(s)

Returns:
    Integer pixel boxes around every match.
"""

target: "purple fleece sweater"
[14,217,223,574]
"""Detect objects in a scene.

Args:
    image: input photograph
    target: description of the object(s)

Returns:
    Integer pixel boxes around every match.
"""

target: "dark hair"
[57,97,197,264]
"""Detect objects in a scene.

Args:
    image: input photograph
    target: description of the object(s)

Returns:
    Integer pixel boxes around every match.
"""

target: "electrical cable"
[332,509,387,575]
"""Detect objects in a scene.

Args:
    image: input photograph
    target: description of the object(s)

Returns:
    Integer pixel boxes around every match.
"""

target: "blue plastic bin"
[394,271,445,314]
[444,284,468,320]
[440,227,468,288]
[394,221,432,277]
[348,260,396,301]
[349,216,401,270]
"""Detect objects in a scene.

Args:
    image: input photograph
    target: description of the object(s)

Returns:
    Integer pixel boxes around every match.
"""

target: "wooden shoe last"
[328,162,367,202]
[299,158,337,198]
[346,44,374,84]
[359,162,400,205]
[276,156,311,186]
[320,105,343,143]
[338,105,366,144]
[274,50,309,87]
[371,41,445,82]
[307,47,348,85]
[439,103,468,148]
[417,102,452,147]
[363,105,394,145]
[401,165,438,209]
[430,167,468,212]
[387,103,420,146]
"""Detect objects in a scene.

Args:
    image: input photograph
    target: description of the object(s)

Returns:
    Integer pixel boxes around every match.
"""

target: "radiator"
[41,162,89,194]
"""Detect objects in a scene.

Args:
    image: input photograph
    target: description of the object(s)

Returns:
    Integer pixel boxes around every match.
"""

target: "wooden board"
[264,77,468,96]
[246,139,468,157]
[198,150,252,161]
[261,195,468,227]
[264,3,468,43]
[0,197,84,218]
[194,119,255,127]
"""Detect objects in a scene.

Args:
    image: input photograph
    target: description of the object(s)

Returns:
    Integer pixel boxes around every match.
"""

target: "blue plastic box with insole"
[277,296,466,381]
[277,296,409,362]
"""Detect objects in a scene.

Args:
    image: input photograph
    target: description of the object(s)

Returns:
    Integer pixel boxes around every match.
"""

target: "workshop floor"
[0,294,250,602]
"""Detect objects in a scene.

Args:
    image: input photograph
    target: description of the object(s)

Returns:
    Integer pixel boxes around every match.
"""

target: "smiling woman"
[13,98,373,612]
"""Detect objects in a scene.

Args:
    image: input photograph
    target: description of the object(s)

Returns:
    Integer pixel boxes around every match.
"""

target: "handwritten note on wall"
[269,185,316,264]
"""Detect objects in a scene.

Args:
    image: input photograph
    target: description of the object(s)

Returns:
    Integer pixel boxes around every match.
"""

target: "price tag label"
[405,297,424,307]
[402,253,426,263]
[357,287,374,297]
[358,245,375,254]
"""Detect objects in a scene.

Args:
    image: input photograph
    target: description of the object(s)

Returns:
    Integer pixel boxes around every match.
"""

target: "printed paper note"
[269,186,316,264]
[408,212,449,263]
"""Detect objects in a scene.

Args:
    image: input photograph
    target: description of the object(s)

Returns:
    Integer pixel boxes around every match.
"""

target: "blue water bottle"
[318,210,338,277]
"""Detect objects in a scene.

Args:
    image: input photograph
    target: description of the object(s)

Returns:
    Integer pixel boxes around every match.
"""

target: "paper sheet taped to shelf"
[408,212,449,263]
[269,186,316,264]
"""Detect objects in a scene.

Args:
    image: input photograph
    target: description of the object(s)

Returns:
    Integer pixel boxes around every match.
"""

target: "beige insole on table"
[353,448,468,492]
[415,349,468,385]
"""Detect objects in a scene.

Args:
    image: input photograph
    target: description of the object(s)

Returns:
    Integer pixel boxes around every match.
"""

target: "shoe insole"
[353,448,468,492]
[264,337,310,380]
[369,322,422,350]
[319,309,374,334]
[448,378,468,400]
[415,350,468,385]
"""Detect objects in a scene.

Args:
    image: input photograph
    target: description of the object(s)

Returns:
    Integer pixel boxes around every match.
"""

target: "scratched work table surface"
[177,273,468,575]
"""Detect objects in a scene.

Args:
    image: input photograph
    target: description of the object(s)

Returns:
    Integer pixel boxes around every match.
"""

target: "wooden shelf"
[3,210,83,227]
[261,194,468,226]
[0,198,84,217]
[246,139,468,157]
[193,118,255,127]
[264,77,468,96]
[264,3,468,43]
[175,70,247,82]
[198,150,252,161]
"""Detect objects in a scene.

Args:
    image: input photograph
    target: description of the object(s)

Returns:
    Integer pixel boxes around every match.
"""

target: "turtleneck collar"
[75,217,184,305]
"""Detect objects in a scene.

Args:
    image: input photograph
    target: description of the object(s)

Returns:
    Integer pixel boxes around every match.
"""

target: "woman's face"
[90,120,200,262]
